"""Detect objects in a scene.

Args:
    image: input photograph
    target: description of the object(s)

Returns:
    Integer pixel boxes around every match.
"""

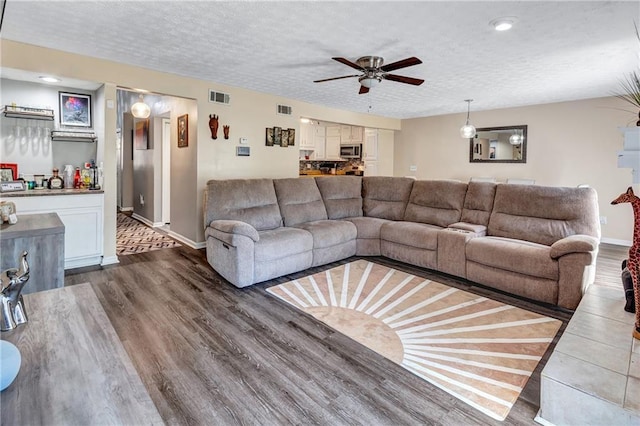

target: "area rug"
[116,213,180,255]
[266,260,562,421]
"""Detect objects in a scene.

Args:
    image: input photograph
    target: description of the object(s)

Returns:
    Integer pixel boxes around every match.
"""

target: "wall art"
[178,114,188,147]
[265,128,274,146]
[281,129,289,147]
[274,127,282,146]
[59,92,92,127]
[134,119,149,150]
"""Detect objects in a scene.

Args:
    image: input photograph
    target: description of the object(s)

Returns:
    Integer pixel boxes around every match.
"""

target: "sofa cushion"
[460,181,497,226]
[254,227,313,262]
[380,221,440,250]
[205,179,282,231]
[404,180,468,227]
[274,178,328,227]
[363,177,414,220]
[345,216,392,239]
[295,220,357,249]
[466,237,558,280]
[488,185,601,246]
[315,176,363,219]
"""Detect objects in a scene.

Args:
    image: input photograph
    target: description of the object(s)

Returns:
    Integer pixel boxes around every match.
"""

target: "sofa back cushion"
[205,179,282,231]
[315,176,363,219]
[274,178,328,226]
[488,184,601,246]
[404,180,468,227]
[460,181,498,226]
[362,177,414,220]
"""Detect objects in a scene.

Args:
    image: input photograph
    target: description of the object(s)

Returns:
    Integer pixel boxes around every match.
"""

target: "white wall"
[395,97,638,244]
[0,79,97,177]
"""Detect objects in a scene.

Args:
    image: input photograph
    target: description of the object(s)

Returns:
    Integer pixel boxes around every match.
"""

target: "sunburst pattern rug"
[267,260,561,421]
[116,213,180,255]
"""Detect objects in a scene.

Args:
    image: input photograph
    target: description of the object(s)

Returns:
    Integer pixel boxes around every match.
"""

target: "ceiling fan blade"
[313,74,361,83]
[383,74,425,86]
[380,56,422,72]
[359,85,370,95]
[332,57,364,71]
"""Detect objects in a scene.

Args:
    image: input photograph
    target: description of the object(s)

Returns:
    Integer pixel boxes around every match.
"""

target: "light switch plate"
[239,137,248,144]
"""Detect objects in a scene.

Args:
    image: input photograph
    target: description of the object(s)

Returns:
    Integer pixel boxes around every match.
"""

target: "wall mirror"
[469,125,527,163]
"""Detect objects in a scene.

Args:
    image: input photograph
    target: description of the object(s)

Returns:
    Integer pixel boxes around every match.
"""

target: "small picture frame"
[134,119,149,150]
[265,128,274,146]
[236,146,250,156]
[281,129,289,147]
[273,127,282,146]
[0,163,17,181]
[178,114,188,147]
[59,92,92,127]
[287,128,295,146]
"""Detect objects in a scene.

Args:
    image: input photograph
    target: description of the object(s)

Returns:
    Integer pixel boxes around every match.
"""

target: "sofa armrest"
[208,220,259,242]
[448,222,487,236]
[550,235,598,259]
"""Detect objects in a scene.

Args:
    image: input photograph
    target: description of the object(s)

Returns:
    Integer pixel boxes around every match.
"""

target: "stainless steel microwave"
[340,144,362,159]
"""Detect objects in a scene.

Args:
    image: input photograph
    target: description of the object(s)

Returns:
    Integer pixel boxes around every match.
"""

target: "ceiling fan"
[314,56,424,94]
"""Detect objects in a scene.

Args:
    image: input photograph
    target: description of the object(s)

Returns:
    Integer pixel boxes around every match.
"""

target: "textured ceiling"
[1,1,638,118]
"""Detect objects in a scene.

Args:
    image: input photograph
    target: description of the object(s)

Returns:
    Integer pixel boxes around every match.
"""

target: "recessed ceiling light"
[490,17,518,31]
[39,76,61,83]
[133,88,150,93]
[300,118,311,123]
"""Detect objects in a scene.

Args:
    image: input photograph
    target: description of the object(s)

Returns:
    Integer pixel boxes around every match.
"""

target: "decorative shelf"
[2,105,54,121]
[50,130,97,143]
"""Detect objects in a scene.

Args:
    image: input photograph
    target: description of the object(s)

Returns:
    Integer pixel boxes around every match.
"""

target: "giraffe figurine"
[611,186,640,340]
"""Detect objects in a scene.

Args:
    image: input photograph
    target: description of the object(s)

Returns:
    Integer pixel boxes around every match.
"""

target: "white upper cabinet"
[325,136,341,160]
[341,125,363,144]
[363,128,378,160]
[299,122,315,149]
[326,126,341,138]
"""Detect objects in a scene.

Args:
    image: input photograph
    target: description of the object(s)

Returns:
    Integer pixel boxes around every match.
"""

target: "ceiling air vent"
[209,90,230,105]
[277,104,292,115]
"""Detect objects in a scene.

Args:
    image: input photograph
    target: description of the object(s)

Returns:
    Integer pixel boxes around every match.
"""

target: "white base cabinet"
[5,193,104,269]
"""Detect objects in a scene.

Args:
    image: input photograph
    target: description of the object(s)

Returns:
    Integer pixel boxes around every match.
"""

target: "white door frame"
[162,118,171,224]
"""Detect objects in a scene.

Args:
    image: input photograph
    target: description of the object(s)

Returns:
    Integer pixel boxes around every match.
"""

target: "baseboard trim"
[601,237,632,247]
[534,410,555,426]
[101,255,120,266]
[131,213,164,228]
[119,206,133,212]
[165,230,206,250]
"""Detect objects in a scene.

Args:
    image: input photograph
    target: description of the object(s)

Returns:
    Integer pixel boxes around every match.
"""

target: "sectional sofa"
[203,176,600,310]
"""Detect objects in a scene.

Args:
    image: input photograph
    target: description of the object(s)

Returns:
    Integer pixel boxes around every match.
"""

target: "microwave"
[340,144,362,159]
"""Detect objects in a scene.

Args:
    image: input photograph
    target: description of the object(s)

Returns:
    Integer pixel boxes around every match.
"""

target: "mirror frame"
[469,125,527,164]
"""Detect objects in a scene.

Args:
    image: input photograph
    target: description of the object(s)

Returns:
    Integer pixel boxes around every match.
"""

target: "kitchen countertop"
[0,188,104,197]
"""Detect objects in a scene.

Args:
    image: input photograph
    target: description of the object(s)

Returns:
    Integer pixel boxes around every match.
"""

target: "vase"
[0,340,21,391]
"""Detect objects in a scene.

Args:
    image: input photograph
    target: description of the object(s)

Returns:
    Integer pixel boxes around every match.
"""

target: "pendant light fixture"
[131,94,151,119]
[509,129,523,145]
[460,99,476,138]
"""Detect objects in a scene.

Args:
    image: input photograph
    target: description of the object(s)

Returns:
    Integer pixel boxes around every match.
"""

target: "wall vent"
[277,104,292,115]
[209,90,231,105]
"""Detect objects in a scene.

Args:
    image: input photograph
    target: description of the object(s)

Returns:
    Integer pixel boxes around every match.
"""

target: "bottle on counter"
[63,165,74,189]
[73,167,81,189]
[48,168,64,189]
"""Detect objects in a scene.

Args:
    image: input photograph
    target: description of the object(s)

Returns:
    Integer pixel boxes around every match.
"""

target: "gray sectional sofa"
[203,176,600,310]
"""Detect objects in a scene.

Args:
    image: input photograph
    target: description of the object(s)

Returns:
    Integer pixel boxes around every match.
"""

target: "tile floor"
[538,283,640,425]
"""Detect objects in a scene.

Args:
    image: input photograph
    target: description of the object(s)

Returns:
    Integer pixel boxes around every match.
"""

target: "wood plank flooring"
[65,243,629,425]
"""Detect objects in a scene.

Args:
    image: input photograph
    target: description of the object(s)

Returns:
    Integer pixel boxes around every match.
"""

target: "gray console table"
[0,213,64,294]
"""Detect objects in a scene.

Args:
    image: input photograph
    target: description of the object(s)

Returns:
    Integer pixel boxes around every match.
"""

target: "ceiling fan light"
[131,94,151,119]
[490,16,518,31]
[359,76,381,89]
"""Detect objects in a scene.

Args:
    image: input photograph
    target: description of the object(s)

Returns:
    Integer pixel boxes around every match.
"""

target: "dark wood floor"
[65,243,629,425]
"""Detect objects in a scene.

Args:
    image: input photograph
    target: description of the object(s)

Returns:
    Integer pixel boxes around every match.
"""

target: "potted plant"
[615,23,640,126]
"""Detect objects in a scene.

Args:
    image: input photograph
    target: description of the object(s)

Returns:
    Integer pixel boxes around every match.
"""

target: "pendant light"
[131,94,151,119]
[460,99,476,138]
[509,129,523,145]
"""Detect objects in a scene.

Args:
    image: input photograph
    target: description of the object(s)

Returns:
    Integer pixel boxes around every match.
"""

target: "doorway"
[162,118,171,224]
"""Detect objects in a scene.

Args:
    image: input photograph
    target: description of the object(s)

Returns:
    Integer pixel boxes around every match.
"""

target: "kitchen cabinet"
[363,128,378,160]
[325,136,342,160]
[313,126,326,160]
[299,122,315,149]
[326,126,341,138]
[2,192,104,269]
[341,125,363,144]
[364,160,378,176]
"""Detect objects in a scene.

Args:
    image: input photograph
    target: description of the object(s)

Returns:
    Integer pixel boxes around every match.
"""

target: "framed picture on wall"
[281,129,289,147]
[287,128,295,146]
[178,114,188,147]
[134,119,149,150]
[273,127,282,146]
[265,128,274,146]
[59,92,92,127]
